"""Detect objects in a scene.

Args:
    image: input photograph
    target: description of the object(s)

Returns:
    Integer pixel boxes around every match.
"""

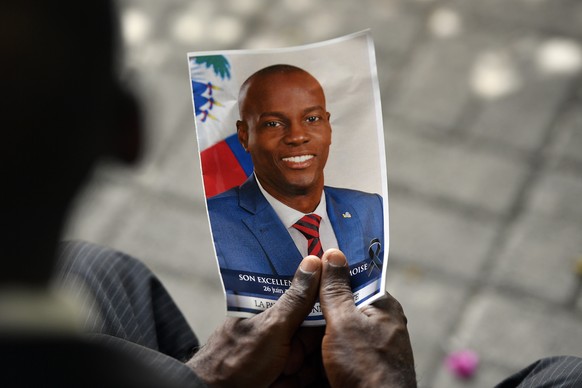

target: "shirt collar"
[255,173,328,228]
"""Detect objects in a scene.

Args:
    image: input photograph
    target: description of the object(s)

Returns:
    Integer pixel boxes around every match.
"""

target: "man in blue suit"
[208,64,384,277]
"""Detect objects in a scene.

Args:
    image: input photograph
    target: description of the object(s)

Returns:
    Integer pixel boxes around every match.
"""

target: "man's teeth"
[283,155,314,163]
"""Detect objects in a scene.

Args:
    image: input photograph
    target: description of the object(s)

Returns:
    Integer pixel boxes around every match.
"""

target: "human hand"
[269,326,326,387]
[319,249,416,388]
[187,256,323,387]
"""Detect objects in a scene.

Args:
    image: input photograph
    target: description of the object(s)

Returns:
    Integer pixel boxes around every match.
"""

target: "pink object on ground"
[445,349,480,379]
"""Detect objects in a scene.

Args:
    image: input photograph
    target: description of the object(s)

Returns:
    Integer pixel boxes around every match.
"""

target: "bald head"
[238,64,326,119]
[1,0,124,192]
[0,0,140,286]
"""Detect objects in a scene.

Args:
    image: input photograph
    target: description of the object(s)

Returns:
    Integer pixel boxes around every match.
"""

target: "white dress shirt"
[255,175,339,258]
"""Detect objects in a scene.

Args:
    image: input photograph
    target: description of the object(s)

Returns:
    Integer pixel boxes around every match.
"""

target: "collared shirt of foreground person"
[1,0,581,387]
[208,65,384,277]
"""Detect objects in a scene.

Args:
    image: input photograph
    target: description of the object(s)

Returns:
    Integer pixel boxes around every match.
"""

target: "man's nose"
[284,121,309,145]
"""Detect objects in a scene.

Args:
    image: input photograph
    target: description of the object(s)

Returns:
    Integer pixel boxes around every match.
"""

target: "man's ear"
[237,120,249,152]
[110,88,142,163]
[327,112,332,143]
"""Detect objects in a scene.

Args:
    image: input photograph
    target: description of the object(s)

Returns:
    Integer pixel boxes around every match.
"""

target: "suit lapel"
[326,189,366,264]
[239,176,303,276]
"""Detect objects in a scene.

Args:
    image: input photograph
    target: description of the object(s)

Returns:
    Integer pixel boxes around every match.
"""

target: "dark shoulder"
[0,334,201,388]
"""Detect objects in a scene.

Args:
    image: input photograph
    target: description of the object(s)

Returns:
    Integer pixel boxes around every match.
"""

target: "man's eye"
[306,116,320,123]
[265,121,280,127]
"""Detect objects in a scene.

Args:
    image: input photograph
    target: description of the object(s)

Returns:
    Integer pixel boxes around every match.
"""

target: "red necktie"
[292,214,323,258]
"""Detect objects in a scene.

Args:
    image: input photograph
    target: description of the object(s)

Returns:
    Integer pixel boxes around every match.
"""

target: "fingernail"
[300,257,319,274]
[326,249,347,267]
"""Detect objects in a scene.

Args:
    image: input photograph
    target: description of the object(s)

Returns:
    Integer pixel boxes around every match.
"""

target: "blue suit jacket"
[207,175,384,277]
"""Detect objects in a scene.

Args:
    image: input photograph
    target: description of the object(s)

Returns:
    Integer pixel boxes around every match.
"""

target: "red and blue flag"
[189,55,253,198]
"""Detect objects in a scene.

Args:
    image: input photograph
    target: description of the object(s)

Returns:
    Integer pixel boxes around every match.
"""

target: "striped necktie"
[292,214,323,258]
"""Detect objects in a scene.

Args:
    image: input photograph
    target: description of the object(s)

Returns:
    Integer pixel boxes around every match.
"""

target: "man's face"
[238,71,332,204]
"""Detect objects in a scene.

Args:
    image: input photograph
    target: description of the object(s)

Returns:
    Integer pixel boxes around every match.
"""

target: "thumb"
[267,255,322,332]
[319,249,357,323]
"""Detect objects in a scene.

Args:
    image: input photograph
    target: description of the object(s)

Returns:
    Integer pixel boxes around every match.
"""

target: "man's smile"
[282,154,315,168]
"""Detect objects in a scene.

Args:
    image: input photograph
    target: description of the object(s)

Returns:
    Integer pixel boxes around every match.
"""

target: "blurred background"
[64,0,582,386]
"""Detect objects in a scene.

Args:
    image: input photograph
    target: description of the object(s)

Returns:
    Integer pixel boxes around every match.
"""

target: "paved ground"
[64,0,582,386]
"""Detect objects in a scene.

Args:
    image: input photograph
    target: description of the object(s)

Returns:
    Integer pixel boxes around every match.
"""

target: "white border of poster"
[187,30,389,325]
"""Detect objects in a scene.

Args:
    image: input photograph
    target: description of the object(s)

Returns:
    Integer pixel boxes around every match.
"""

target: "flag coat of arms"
[189,55,253,198]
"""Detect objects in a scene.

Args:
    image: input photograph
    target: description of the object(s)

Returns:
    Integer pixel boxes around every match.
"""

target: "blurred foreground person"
[0,1,201,386]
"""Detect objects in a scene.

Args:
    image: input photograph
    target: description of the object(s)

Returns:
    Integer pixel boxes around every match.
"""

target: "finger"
[319,249,357,323]
[283,336,305,375]
[299,351,326,387]
[268,255,322,332]
[296,326,325,355]
[365,291,408,324]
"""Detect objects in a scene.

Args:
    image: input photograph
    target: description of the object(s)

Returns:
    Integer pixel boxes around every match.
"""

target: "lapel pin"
[342,212,352,218]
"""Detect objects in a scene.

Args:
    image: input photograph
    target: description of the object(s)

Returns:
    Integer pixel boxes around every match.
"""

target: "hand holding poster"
[187,30,389,325]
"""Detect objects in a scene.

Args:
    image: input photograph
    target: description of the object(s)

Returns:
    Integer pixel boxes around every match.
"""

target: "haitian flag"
[188,55,253,198]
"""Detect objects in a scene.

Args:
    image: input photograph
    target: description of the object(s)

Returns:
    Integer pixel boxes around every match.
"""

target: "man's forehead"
[241,71,326,112]
[251,70,318,88]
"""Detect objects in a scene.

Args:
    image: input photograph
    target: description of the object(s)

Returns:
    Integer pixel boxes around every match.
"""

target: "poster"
[187,30,389,325]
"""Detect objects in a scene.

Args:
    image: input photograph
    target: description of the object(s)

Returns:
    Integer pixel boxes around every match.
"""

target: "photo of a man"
[207,64,384,277]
